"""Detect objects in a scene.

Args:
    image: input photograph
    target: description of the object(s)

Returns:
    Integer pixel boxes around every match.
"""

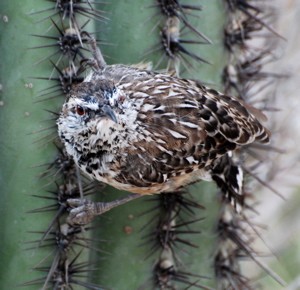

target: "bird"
[57,35,270,225]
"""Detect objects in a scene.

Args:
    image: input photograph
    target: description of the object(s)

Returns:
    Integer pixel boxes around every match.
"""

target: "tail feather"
[210,153,244,210]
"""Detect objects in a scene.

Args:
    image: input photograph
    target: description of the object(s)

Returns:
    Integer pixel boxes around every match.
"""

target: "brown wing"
[105,66,270,187]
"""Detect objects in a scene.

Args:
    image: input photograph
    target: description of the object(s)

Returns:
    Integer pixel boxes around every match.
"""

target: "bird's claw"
[66,198,95,226]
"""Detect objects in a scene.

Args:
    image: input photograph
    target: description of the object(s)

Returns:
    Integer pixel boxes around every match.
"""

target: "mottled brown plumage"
[57,36,270,225]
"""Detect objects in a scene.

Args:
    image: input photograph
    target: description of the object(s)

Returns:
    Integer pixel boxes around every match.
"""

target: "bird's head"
[57,79,119,157]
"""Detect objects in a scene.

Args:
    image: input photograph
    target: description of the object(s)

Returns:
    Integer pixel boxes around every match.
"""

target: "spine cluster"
[140,1,214,288]
[18,1,283,289]
[214,1,284,289]
[22,1,108,288]
[145,0,211,76]
[139,191,208,288]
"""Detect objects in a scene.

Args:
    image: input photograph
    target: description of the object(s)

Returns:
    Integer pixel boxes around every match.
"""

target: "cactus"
[0,1,63,287]
[0,1,289,289]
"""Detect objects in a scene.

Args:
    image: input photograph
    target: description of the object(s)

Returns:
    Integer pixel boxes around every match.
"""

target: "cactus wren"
[57,36,270,225]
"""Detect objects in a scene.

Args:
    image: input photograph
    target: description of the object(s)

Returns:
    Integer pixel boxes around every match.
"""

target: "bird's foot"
[66,193,142,226]
[67,198,96,226]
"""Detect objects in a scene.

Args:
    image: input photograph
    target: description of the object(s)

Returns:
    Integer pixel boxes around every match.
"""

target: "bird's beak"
[101,104,118,123]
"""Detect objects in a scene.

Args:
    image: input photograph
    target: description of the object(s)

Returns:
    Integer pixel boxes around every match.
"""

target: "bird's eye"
[76,105,85,115]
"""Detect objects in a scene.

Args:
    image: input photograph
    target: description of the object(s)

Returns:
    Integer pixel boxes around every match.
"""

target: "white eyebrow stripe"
[73,98,100,111]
